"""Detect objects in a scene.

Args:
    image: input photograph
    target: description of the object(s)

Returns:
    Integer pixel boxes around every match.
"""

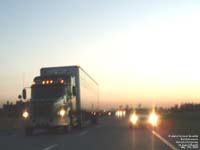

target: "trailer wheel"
[76,121,84,129]
[25,127,34,136]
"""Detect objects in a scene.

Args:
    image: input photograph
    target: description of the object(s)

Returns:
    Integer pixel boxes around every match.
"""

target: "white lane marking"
[152,130,178,150]
[42,144,57,150]
[79,130,88,136]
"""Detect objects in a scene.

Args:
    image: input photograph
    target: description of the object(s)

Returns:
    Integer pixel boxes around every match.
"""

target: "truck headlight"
[59,109,66,117]
[130,113,138,124]
[148,113,158,126]
[22,111,29,119]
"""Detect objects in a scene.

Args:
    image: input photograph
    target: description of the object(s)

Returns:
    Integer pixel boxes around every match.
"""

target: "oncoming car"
[128,108,159,129]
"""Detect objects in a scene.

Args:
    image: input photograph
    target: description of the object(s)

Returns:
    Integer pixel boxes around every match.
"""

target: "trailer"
[22,66,99,135]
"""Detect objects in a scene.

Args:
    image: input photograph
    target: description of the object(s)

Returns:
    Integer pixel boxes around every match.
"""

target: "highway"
[0,116,177,150]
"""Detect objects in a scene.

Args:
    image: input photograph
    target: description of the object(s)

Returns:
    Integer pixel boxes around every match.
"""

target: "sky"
[0,0,200,108]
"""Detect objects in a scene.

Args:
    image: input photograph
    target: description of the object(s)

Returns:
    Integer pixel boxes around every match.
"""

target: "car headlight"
[148,113,158,126]
[59,109,66,117]
[130,113,138,124]
[22,111,29,119]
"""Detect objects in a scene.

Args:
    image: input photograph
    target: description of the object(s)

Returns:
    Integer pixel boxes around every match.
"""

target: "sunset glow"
[0,0,200,108]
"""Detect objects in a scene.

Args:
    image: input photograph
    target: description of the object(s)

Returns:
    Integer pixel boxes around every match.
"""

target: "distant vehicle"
[128,108,159,129]
[22,66,99,135]
[115,110,126,118]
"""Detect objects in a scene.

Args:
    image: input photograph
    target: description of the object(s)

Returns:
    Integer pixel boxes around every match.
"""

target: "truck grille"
[31,102,53,117]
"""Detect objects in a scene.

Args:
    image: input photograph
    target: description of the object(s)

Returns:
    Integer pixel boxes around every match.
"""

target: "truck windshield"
[31,84,65,99]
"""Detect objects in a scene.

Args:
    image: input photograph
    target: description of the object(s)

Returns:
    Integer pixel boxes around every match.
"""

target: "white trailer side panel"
[78,68,99,111]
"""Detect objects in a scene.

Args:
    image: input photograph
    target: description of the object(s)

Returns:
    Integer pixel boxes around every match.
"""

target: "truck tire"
[64,125,71,133]
[91,115,98,124]
[25,127,34,136]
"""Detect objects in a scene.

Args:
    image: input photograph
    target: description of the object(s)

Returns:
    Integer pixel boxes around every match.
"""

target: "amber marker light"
[60,80,64,84]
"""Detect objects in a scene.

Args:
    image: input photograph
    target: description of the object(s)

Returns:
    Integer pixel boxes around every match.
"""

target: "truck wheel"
[25,127,34,136]
[64,125,71,133]
[91,116,98,124]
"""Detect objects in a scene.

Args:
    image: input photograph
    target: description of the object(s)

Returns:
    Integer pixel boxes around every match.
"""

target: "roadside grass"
[160,112,200,135]
[0,128,19,135]
[0,117,23,132]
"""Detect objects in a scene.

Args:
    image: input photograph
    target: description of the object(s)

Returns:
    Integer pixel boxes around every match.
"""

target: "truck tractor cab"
[23,75,76,135]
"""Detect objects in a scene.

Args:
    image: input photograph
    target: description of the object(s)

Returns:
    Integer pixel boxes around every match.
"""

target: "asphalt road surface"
[0,117,177,150]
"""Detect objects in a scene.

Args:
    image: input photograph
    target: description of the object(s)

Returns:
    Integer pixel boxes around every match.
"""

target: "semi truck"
[22,66,99,135]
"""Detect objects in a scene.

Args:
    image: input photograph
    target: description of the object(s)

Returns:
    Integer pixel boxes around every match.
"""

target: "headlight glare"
[130,113,138,124]
[59,109,65,117]
[148,113,158,126]
[22,111,29,119]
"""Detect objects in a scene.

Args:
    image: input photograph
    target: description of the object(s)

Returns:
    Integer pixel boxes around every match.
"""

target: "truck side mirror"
[72,86,76,96]
[22,88,27,100]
